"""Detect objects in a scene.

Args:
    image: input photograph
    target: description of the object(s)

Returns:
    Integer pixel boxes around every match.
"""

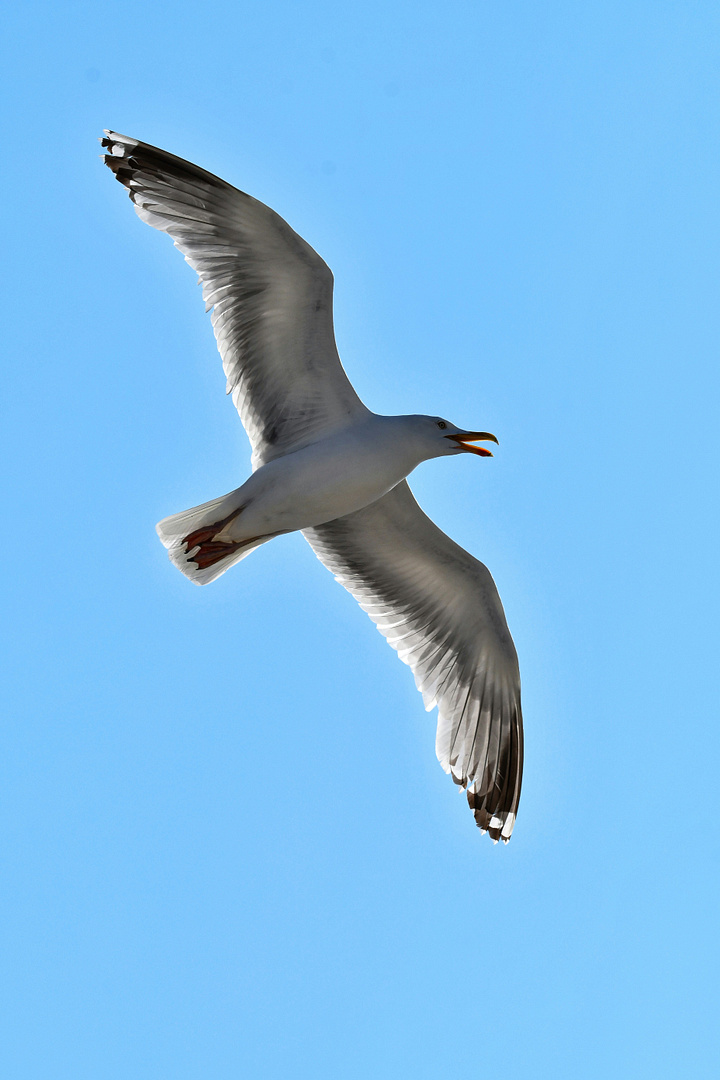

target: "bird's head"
[408,415,499,460]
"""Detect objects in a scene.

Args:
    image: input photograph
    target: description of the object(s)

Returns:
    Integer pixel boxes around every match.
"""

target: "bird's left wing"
[303,481,523,842]
[101,132,368,468]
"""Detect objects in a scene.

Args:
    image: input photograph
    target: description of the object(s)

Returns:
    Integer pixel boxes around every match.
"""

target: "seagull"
[101,131,523,843]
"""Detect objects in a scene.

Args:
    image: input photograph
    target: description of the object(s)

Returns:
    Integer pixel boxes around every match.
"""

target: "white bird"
[101,131,523,843]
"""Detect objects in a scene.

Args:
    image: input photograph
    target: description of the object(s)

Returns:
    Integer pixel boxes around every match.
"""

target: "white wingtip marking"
[500,813,516,839]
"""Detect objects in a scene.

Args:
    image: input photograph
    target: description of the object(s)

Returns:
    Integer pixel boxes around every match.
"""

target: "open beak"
[444,431,499,457]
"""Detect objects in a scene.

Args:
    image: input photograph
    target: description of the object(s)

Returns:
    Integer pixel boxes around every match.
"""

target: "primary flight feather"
[101,131,523,842]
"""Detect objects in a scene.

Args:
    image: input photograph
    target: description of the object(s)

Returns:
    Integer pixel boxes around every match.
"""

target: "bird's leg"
[182,503,246,550]
[182,504,254,569]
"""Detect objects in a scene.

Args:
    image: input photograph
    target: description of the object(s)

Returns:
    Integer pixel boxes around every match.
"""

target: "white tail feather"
[156,491,270,586]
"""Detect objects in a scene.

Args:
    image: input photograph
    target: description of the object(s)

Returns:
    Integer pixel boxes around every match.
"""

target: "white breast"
[223,416,424,541]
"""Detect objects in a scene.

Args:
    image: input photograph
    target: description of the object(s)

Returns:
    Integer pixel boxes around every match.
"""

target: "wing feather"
[101,131,368,467]
[304,481,523,842]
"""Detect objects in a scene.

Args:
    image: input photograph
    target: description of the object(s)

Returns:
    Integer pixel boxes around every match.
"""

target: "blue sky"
[2,1,719,1076]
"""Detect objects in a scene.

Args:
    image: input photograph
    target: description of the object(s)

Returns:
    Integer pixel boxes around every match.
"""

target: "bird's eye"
[437,421,447,430]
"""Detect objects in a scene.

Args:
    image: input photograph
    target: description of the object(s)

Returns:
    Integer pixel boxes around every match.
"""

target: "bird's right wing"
[102,132,369,469]
[303,481,523,842]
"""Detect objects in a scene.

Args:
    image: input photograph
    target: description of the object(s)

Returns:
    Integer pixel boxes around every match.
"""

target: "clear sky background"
[2,2,719,1077]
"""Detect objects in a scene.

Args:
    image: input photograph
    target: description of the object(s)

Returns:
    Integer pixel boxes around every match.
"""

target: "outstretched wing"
[102,131,368,468]
[304,481,523,842]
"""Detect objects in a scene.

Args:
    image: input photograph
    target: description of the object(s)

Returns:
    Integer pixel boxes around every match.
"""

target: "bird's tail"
[156,491,273,585]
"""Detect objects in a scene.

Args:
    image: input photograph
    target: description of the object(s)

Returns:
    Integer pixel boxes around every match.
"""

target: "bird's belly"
[222,438,412,540]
